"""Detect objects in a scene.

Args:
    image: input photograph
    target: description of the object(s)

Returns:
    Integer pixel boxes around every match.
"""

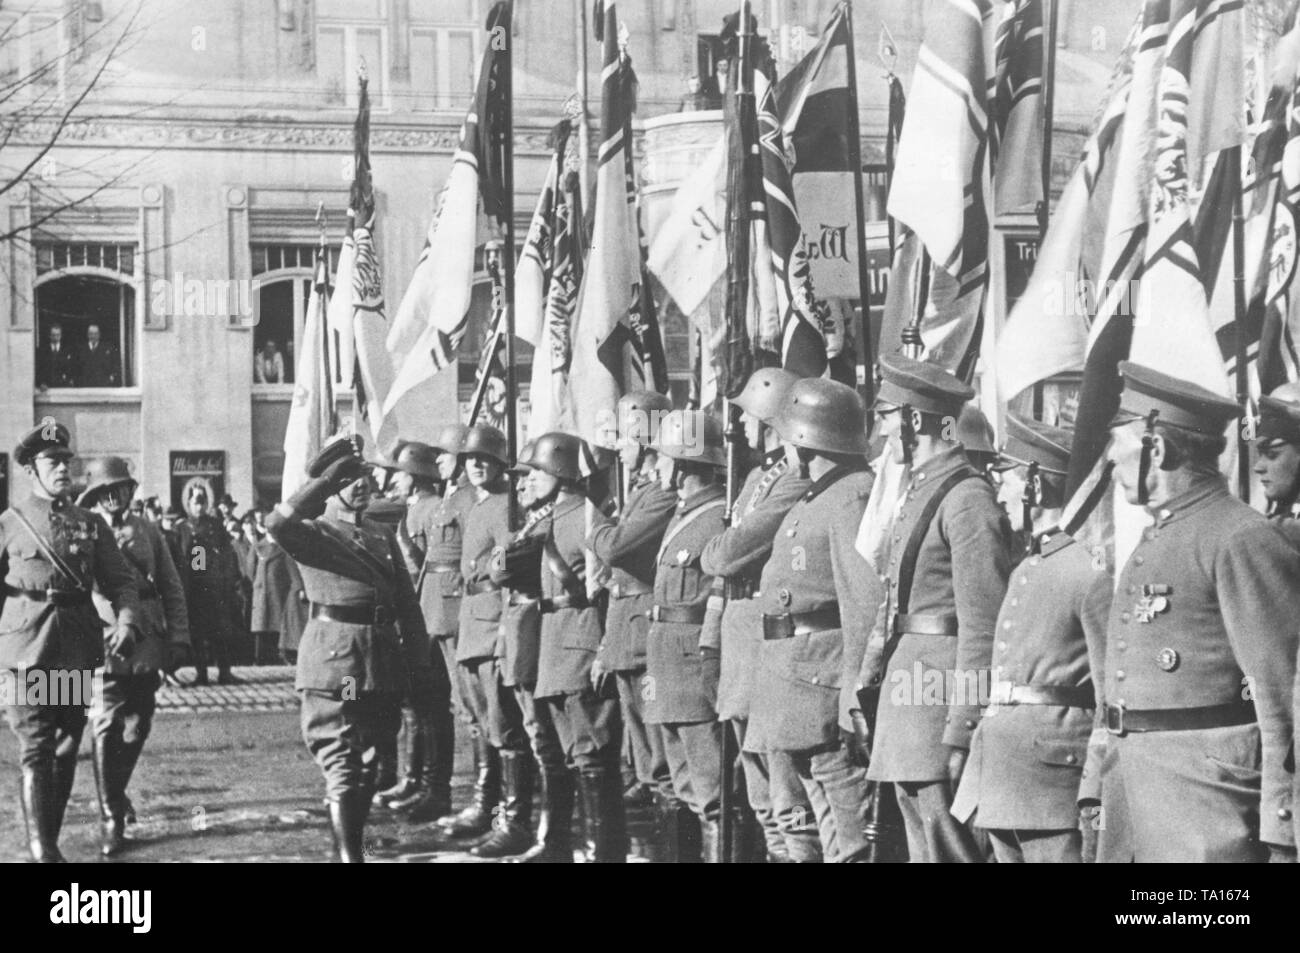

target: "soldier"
[448,424,537,857]
[744,378,879,862]
[958,405,999,478]
[700,368,821,863]
[636,409,729,861]
[526,432,626,862]
[78,456,191,856]
[1,422,140,862]
[857,354,1010,863]
[371,441,455,824]
[266,437,425,862]
[174,484,240,686]
[493,444,572,862]
[950,415,1111,863]
[1092,362,1300,862]
[586,391,679,836]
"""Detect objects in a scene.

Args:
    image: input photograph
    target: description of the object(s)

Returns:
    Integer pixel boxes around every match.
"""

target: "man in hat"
[949,415,1110,863]
[1092,362,1300,862]
[586,391,677,819]
[857,353,1011,863]
[1255,382,1300,517]
[79,456,191,855]
[1,421,141,861]
[700,367,821,863]
[266,437,426,862]
[174,484,241,685]
[745,378,880,862]
[371,440,455,824]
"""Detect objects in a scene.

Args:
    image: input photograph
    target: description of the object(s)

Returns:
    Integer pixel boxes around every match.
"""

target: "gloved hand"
[945,745,968,794]
[589,655,611,694]
[845,709,872,770]
[1079,802,1102,863]
[307,435,366,478]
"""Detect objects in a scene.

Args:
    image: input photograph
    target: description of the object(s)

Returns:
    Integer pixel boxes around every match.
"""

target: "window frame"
[33,261,141,393]
[409,25,481,112]
[316,19,391,109]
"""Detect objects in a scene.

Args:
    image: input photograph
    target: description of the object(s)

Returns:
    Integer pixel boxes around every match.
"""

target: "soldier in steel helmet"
[79,456,191,856]
[700,367,821,863]
[1,421,141,862]
[266,436,426,862]
[586,391,679,829]
[745,379,880,862]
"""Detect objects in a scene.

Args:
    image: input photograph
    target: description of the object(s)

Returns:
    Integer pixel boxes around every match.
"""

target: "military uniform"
[700,451,821,862]
[587,476,676,801]
[1087,363,1300,862]
[1,423,141,862]
[173,511,240,684]
[268,452,425,862]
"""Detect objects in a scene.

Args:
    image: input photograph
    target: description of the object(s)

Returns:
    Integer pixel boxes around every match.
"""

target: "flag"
[566,0,650,443]
[384,1,510,414]
[646,136,727,319]
[881,0,996,375]
[281,245,336,500]
[1258,50,1300,391]
[325,233,355,389]
[346,75,399,457]
[991,0,1045,216]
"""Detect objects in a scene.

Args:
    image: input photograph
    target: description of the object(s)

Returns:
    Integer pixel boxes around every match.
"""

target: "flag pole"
[841,0,874,401]
[315,202,337,435]
[503,0,519,529]
[1039,0,1059,239]
[1231,143,1250,504]
[577,0,591,205]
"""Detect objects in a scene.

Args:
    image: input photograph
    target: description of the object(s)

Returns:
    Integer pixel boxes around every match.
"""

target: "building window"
[34,242,137,390]
[251,244,346,388]
[409,27,478,111]
[0,12,63,94]
[317,0,388,107]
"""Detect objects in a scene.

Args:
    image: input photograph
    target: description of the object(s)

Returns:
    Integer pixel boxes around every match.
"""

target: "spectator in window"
[81,323,121,387]
[706,58,729,108]
[678,74,710,112]
[36,323,79,388]
[255,339,286,384]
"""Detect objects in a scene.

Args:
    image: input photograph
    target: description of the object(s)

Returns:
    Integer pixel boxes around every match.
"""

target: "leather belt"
[650,604,706,625]
[610,580,653,599]
[311,602,395,626]
[539,594,589,614]
[892,613,959,637]
[1103,700,1256,736]
[3,583,91,608]
[989,682,1094,708]
[465,580,501,596]
[762,606,841,640]
[426,561,458,573]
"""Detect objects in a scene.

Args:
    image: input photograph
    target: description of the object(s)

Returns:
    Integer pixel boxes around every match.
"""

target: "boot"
[436,735,499,837]
[652,792,701,863]
[576,766,626,863]
[514,769,575,863]
[189,639,210,687]
[407,705,454,822]
[376,709,423,807]
[19,766,64,863]
[701,818,722,864]
[327,790,368,863]
[92,737,126,857]
[50,749,77,838]
[471,750,535,858]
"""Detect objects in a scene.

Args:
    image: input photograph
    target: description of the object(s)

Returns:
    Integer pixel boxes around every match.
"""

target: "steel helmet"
[431,423,469,456]
[77,456,136,507]
[653,409,726,468]
[734,367,799,425]
[522,432,585,482]
[775,378,870,455]
[509,441,536,475]
[617,390,674,447]
[394,441,439,478]
[957,405,997,455]
[460,424,510,468]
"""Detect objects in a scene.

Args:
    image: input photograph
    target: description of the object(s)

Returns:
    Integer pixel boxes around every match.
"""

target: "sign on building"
[170,451,226,513]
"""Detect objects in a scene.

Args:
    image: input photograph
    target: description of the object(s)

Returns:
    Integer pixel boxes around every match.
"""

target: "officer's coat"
[456,486,511,664]
[587,479,676,674]
[699,457,811,721]
[250,539,307,651]
[493,504,554,689]
[951,529,1111,831]
[173,513,239,647]
[861,446,1011,783]
[0,495,140,670]
[92,512,190,675]
[269,504,427,696]
[644,484,727,725]
[746,467,878,753]
[1090,480,1300,855]
[407,482,474,638]
[535,494,604,699]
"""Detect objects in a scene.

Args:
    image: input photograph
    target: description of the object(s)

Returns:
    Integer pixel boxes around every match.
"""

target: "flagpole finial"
[357,59,368,85]
[878,23,898,75]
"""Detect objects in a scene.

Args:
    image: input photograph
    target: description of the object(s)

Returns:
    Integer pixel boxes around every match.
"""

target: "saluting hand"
[945,746,968,793]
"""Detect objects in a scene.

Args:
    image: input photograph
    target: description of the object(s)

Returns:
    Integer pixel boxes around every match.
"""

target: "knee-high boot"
[471,749,535,857]
[92,736,126,857]
[435,734,499,837]
[576,765,627,864]
[327,790,369,863]
[376,707,423,806]
[514,768,574,863]
[20,764,65,863]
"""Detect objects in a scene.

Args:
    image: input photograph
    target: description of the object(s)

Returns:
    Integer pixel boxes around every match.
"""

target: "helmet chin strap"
[1022,461,1041,555]
[900,403,918,467]
[1137,410,1160,506]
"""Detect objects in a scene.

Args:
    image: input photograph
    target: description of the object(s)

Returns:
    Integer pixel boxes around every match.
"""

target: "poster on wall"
[170,451,226,514]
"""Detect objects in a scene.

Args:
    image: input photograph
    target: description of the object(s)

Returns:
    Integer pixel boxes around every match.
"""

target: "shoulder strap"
[801,461,870,506]
[542,517,586,604]
[656,498,726,564]
[10,507,89,591]
[896,470,977,616]
[313,519,391,589]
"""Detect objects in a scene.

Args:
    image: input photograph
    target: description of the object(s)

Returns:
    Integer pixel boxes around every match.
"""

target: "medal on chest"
[1134,583,1171,623]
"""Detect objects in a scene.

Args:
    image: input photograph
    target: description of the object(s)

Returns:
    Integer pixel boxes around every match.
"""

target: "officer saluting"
[1,421,141,862]
[1095,362,1300,862]
[950,415,1111,862]
[266,437,427,862]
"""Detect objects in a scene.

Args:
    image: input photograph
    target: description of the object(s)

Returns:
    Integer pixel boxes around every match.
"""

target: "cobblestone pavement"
[1,668,661,863]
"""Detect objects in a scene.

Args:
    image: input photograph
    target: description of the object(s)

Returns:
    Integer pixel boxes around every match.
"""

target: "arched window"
[251,244,344,388]
[34,243,138,390]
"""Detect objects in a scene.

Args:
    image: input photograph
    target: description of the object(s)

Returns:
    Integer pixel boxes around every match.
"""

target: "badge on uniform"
[1156,647,1180,672]
[777,587,792,607]
[1134,583,1171,623]
[676,549,691,566]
